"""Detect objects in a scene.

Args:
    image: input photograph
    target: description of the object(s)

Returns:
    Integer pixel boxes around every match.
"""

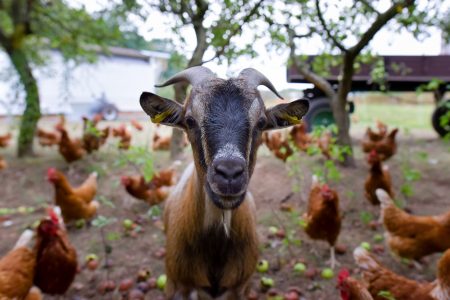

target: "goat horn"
[238,68,284,99]
[155,66,216,88]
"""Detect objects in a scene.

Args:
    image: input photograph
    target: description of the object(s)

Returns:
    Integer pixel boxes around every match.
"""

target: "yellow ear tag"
[151,110,172,124]
[284,114,301,124]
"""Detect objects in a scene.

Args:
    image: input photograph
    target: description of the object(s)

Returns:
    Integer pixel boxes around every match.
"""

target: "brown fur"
[164,166,258,299]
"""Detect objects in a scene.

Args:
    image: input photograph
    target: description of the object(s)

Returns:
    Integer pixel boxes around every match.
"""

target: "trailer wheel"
[101,104,119,121]
[303,98,335,131]
[432,99,450,138]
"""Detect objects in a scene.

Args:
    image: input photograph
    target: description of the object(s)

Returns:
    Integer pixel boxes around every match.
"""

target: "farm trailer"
[287,55,450,137]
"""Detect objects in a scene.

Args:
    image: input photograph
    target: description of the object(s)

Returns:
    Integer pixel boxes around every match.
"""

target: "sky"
[74,0,448,90]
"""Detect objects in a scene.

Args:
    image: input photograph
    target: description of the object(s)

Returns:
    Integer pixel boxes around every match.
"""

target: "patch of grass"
[352,103,434,130]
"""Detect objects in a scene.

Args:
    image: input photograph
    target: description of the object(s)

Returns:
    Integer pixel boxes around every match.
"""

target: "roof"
[105,46,170,61]
[287,55,450,84]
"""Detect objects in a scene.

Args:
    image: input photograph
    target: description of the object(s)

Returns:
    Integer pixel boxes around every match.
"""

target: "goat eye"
[185,116,196,129]
[256,118,267,130]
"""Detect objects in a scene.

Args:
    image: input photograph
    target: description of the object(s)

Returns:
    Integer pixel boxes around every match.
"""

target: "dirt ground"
[0,117,449,300]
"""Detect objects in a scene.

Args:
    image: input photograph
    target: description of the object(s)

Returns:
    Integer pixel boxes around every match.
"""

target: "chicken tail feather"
[376,189,392,209]
[14,229,34,250]
[354,246,380,271]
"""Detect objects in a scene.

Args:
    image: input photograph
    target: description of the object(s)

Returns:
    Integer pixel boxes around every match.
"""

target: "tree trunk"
[7,48,41,157]
[170,82,188,159]
[332,52,356,166]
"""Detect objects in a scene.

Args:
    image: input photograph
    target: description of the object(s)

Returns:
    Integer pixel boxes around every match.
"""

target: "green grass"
[352,103,434,130]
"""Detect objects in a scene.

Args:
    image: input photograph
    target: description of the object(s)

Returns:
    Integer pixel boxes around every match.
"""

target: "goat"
[140,66,309,299]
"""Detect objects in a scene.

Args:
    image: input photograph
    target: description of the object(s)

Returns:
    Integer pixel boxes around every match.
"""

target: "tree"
[0,0,131,157]
[265,0,440,165]
[148,0,266,159]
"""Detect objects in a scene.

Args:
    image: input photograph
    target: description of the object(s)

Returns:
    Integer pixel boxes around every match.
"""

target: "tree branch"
[201,0,264,64]
[287,28,335,99]
[349,0,414,56]
[357,0,381,15]
[315,0,347,52]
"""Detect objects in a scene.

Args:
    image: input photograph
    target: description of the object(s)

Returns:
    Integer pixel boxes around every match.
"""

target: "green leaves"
[92,215,117,228]
[115,146,154,182]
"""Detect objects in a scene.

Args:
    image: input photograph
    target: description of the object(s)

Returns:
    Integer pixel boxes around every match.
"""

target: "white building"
[0,47,169,118]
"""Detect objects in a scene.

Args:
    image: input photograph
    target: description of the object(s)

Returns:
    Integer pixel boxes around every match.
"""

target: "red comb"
[322,184,330,192]
[338,268,350,281]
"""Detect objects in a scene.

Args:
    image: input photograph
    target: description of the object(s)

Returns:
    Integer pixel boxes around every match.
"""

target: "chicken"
[0,229,36,299]
[121,175,169,205]
[47,168,99,222]
[289,122,311,151]
[36,128,61,147]
[82,117,110,153]
[34,207,78,295]
[317,130,333,159]
[112,124,132,150]
[337,268,373,300]
[362,127,398,161]
[57,128,86,163]
[54,115,66,131]
[131,119,144,131]
[0,155,7,170]
[262,131,294,162]
[377,189,450,261]
[152,131,171,151]
[0,132,12,148]
[364,150,394,205]
[151,168,177,187]
[304,175,342,268]
[353,246,450,300]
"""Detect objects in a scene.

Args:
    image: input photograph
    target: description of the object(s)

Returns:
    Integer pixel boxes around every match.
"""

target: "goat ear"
[140,92,184,128]
[265,99,309,130]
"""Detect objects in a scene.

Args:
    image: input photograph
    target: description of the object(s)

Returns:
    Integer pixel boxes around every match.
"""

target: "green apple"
[123,219,134,230]
[260,276,274,288]
[293,262,306,274]
[75,219,86,229]
[156,274,167,290]
[268,226,278,235]
[321,268,334,279]
[361,242,371,251]
[373,234,384,243]
[85,253,98,262]
[256,259,269,273]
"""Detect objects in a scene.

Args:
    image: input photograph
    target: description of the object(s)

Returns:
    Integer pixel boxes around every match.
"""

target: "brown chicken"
[57,128,86,163]
[131,119,144,131]
[337,268,373,300]
[364,150,394,205]
[121,175,169,205]
[0,155,7,170]
[34,207,78,295]
[47,168,99,222]
[36,128,61,147]
[304,175,342,268]
[289,122,311,151]
[317,130,333,159]
[0,132,12,148]
[112,124,132,150]
[354,246,450,300]
[0,229,37,299]
[54,115,66,131]
[362,127,398,161]
[377,189,450,261]
[82,117,110,153]
[152,131,171,151]
[263,131,293,162]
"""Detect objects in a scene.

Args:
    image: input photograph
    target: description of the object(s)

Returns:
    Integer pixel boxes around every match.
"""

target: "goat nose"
[214,159,245,180]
